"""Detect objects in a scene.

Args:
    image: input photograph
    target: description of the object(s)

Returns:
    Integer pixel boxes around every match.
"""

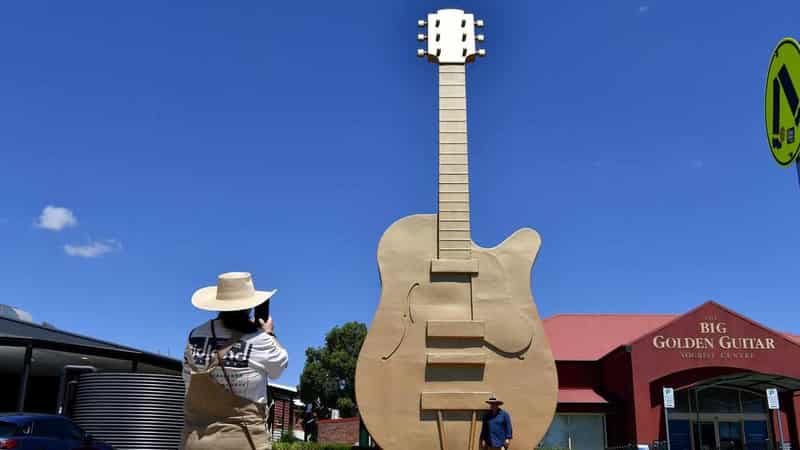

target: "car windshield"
[0,421,18,437]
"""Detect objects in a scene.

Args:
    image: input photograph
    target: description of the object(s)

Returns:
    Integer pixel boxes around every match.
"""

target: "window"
[570,415,606,450]
[33,419,83,440]
[541,414,606,450]
[60,421,84,440]
[0,346,26,412]
[0,422,18,437]
[674,389,691,413]
[678,388,768,415]
[34,419,63,438]
[744,421,769,450]
[541,415,569,448]
[741,392,766,414]
[698,388,739,413]
[668,420,692,450]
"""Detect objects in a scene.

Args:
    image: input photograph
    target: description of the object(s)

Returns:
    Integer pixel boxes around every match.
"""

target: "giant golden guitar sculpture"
[355,9,558,450]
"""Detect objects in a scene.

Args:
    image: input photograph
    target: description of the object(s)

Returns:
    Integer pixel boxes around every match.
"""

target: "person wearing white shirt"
[183,313,288,404]
[181,272,288,450]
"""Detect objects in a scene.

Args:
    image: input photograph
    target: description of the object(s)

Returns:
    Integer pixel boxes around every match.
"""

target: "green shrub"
[272,443,353,450]
[278,432,300,443]
[336,397,357,418]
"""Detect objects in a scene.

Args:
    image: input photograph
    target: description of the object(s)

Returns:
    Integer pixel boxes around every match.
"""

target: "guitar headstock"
[416,9,486,64]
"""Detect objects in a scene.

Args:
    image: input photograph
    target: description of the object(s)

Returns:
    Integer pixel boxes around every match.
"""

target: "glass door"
[693,422,717,450]
[719,421,743,450]
[669,420,692,450]
[743,421,769,450]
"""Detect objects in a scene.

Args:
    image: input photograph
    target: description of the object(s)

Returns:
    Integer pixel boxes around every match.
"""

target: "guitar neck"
[438,64,472,260]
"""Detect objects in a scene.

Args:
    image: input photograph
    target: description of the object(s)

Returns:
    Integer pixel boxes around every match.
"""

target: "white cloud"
[638,5,649,14]
[64,239,121,258]
[35,206,78,231]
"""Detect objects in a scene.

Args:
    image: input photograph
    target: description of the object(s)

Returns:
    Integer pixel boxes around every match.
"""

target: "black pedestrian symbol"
[771,64,800,150]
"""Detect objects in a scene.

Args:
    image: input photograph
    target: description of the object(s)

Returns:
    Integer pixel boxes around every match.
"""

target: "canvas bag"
[182,320,271,450]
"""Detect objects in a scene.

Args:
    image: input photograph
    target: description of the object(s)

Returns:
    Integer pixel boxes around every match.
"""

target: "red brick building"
[269,383,299,441]
[542,301,800,450]
[319,416,361,445]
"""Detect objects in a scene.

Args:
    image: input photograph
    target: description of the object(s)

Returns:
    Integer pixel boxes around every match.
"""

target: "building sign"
[663,387,675,409]
[651,318,777,360]
[767,388,780,410]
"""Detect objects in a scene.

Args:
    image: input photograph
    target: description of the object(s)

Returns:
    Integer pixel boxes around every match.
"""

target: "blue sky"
[1,1,798,387]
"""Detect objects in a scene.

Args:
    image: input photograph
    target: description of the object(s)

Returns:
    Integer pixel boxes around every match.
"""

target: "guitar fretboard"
[438,64,471,260]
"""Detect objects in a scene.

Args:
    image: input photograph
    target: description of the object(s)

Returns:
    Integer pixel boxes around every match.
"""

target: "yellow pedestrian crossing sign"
[766,38,800,167]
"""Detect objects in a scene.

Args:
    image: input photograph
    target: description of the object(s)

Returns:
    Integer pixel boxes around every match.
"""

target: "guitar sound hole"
[425,365,485,382]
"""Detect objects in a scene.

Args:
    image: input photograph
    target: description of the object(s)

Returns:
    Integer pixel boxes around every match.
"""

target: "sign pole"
[664,407,672,450]
[767,388,785,450]
[663,387,674,450]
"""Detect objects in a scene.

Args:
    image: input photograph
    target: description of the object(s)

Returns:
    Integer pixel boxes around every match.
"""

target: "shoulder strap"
[210,319,243,392]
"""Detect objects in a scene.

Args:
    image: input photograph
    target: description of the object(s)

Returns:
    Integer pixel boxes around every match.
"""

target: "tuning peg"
[417,34,427,41]
[477,49,487,57]
[417,49,427,57]
[476,34,485,42]
[475,19,485,28]
[418,19,427,27]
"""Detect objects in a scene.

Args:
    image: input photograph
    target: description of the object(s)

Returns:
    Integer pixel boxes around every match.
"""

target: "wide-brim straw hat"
[191,272,276,312]
[486,394,504,405]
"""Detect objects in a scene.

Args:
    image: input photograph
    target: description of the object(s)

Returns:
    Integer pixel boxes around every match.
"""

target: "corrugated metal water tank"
[71,373,185,450]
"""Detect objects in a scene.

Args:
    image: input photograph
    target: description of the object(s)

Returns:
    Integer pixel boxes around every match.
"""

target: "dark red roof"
[557,388,609,404]
[543,313,800,361]
[543,313,676,361]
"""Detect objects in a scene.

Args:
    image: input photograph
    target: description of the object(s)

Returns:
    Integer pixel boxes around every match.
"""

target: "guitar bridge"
[430,258,479,274]
[420,392,491,411]
[427,320,485,339]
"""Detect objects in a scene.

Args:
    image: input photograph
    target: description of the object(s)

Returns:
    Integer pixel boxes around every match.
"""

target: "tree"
[299,321,367,418]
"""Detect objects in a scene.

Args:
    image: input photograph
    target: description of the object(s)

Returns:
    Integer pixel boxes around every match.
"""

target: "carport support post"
[16,343,32,412]
[695,388,702,450]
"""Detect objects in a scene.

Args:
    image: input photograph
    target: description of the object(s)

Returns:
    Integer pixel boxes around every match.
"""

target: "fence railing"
[605,441,786,450]
[605,445,639,450]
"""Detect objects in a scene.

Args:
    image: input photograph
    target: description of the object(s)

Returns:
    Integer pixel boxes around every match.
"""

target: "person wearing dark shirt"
[303,404,318,442]
[480,395,512,450]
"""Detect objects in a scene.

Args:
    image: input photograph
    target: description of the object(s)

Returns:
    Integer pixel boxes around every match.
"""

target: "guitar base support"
[432,408,482,450]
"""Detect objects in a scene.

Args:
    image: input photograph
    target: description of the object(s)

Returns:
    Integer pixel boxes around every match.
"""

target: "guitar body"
[357,10,558,448]
[355,214,558,450]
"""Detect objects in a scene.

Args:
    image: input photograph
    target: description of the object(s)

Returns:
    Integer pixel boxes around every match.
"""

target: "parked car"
[0,413,112,449]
